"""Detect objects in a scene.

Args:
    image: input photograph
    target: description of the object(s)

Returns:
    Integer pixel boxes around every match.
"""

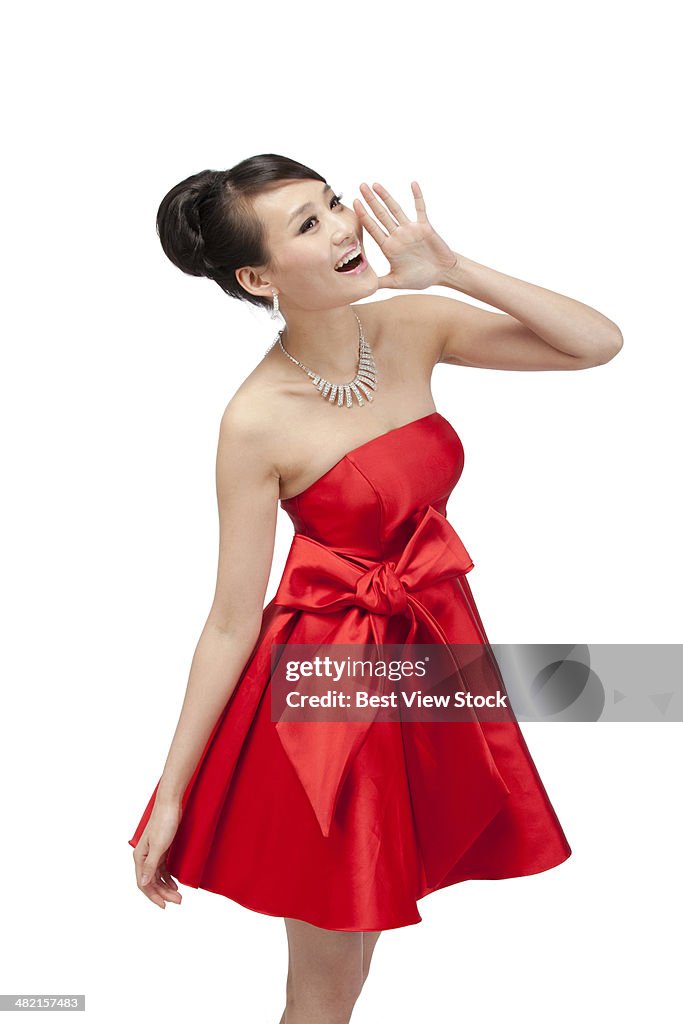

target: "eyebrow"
[287,183,332,226]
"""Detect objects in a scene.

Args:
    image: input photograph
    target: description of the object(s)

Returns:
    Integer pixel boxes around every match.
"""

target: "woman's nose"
[332,216,358,245]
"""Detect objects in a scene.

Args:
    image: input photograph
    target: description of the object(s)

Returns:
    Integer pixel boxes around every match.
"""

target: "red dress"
[128,412,572,931]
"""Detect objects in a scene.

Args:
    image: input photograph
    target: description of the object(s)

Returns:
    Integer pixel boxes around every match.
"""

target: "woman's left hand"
[353,181,460,291]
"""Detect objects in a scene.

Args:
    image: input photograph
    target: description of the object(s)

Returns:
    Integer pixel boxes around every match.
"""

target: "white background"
[1,0,680,1021]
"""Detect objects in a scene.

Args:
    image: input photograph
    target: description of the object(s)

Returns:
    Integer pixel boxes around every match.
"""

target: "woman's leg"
[361,930,382,986]
[278,927,383,1021]
[281,917,368,1024]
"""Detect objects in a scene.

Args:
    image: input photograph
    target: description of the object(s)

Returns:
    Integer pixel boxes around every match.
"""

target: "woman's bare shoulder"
[217,297,422,493]
[217,384,284,484]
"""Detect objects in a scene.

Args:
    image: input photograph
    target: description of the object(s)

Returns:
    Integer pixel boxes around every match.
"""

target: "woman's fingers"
[133,835,153,886]
[359,182,399,233]
[158,859,181,900]
[135,841,180,905]
[140,870,182,908]
[140,878,166,909]
[370,182,412,226]
[409,181,428,222]
[139,852,156,887]
[158,853,179,890]
[354,181,428,255]
[155,876,182,903]
[353,196,387,249]
[133,809,184,908]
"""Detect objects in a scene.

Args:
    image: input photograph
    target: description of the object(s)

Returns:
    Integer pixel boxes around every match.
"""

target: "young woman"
[129,152,622,1024]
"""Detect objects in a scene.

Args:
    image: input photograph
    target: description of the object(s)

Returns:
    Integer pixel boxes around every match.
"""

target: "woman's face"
[243,179,379,311]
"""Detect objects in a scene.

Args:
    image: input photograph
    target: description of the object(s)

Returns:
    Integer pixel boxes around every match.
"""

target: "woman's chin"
[363,267,380,295]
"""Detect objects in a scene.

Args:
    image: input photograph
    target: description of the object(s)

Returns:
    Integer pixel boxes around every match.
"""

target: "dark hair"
[156,153,327,312]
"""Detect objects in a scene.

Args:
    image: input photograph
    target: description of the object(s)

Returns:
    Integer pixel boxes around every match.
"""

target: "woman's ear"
[235,265,272,299]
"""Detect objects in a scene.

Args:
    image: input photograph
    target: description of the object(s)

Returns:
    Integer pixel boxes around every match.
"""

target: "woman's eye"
[300,192,344,233]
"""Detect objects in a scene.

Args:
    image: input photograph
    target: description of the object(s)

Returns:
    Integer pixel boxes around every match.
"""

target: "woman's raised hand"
[353,181,460,291]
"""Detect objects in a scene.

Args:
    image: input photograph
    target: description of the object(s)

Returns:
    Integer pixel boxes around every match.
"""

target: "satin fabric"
[128,412,572,931]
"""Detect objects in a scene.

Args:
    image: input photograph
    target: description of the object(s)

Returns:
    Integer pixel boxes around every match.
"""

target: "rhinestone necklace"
[275,311,378,408]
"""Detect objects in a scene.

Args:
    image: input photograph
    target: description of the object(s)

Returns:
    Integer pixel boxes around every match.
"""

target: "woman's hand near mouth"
[353,181,460,291]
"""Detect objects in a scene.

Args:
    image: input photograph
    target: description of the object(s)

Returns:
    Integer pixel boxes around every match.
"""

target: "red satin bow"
[272,504,511,887]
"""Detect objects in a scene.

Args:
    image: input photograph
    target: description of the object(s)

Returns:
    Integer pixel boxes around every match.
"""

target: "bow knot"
[270,503,511,888]
[354,559,408,615]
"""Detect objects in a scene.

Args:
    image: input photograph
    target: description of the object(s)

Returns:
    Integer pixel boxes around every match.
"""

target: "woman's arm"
[352,181,623,372]
[393,256,623,372]
[154,402,281,809]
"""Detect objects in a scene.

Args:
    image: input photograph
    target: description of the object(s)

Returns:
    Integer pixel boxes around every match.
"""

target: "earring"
[270,289,280,319]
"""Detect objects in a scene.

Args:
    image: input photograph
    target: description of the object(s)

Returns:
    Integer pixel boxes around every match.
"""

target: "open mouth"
[335,252,363,272]
[334,251,367,274]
